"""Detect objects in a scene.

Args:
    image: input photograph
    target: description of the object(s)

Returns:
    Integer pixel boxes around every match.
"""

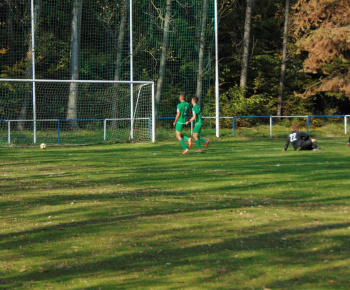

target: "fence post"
[57,120,60,144]
[232,117,235,136]
[307,116,310,135]
[270,117,273,137]
[7,121,11,144]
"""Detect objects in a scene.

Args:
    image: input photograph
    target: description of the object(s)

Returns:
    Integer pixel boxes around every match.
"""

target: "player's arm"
[173,111,180,127]
[186,113,196,125]
[283,136,290,151]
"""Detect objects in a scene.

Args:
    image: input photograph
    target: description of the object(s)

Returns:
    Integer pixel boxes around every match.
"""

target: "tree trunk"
[17,0,42,130]
[149,1,154,40]
[277,0,290,116]
[240,0,254,91]
[195,0,208,107]
[111,0,128,127]
[6,0,14,56]
[155,0,172,104]
[67,0,83,130]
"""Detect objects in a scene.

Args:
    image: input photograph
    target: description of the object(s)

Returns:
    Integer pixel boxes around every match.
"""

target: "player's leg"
[198,135,210,148]
[347,137,350,147]
[175,124,188,153]
[300,140,313,150]
[198,135,209,148]
[179,123,191,147]
[199,136,206,143]
[193,124,209,148]
[193,133,203,152]
[181,134,192,147]
[311,139,319,150]
[193,124,203,152]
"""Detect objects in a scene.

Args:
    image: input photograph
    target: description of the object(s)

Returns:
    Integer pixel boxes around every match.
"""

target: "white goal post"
[0,79,155,144]
[345,115,350,135]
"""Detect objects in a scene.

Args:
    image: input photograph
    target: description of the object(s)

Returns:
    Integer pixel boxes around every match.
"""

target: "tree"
[114,0,128,83]
[293,0,350,97]
[18,0,42,130]
[67,0,83,129]
[277,0,291,116]
[112,0,128,126]
[195,0,208,106]
[155,0,172,104]
[240,0,254,91]
[93,0,129,124]
[5,0,14,56]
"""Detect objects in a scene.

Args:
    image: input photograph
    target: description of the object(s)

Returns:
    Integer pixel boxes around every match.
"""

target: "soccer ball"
[40,143,46,149]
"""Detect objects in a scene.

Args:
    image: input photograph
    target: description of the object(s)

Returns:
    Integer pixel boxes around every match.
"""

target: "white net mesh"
[0,80,154,145]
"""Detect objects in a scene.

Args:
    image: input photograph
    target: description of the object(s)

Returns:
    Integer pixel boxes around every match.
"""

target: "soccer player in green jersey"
[186,97,209,152]
[173,94,192,154]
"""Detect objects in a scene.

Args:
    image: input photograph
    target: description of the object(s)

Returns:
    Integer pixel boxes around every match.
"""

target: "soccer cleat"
[347,142,350,147]
[196,149,204,153]
[205,139,210,148]
[183,149,189,155]
[188,138,193,148]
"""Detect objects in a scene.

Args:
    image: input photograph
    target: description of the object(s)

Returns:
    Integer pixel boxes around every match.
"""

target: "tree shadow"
[3,222,349,288]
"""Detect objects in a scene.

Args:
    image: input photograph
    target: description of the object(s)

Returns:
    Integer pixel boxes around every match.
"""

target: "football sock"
[195,140,202,150]
[182,135,190,142]
[179,139,187,150]
[199,137,206,143]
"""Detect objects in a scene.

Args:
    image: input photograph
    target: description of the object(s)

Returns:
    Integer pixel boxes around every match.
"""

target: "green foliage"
[1,0,349,125]
[219,0,350,116]
[220,85,273,127]
[221,85,271,116]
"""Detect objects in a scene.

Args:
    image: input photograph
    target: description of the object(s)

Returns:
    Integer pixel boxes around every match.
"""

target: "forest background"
[0,0,349,122]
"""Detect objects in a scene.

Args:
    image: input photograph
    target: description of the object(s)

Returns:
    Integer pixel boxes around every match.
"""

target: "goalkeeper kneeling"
[283,124,319,151]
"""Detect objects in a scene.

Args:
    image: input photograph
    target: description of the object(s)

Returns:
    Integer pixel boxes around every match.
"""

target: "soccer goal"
[0,79,155,145]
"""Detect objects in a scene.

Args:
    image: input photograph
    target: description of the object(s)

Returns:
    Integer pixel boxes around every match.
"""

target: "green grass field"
[1,137,350,289]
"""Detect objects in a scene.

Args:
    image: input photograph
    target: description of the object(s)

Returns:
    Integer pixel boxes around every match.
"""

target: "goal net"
[0,79,155,145]
[0,0,217,145]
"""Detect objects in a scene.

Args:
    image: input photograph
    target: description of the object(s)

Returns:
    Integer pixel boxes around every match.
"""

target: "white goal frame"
[0,78,156,143]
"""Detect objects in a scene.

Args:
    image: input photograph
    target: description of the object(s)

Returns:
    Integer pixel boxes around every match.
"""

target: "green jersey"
[192,104,203,125]
[176,101,190,124]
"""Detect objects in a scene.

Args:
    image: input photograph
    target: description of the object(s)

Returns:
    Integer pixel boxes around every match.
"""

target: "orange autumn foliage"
[293,0,350,97]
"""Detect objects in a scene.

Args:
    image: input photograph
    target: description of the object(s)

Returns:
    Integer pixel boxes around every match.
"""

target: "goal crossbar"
[0,78,154,85]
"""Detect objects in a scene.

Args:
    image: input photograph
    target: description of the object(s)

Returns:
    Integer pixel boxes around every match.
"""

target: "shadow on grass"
[3,222,350,288]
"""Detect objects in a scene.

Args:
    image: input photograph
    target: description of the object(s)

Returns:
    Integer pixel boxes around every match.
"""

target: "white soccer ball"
[40,143,46,149]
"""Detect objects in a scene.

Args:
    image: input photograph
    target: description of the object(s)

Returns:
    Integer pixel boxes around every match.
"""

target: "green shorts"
[193,123,203,134]
[175,123,185,132]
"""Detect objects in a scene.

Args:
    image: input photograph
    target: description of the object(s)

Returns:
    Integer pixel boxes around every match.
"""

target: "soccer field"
[1,138,350,289]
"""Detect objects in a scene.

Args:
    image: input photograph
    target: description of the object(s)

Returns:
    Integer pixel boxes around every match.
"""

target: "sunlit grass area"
[1,137,350,288]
